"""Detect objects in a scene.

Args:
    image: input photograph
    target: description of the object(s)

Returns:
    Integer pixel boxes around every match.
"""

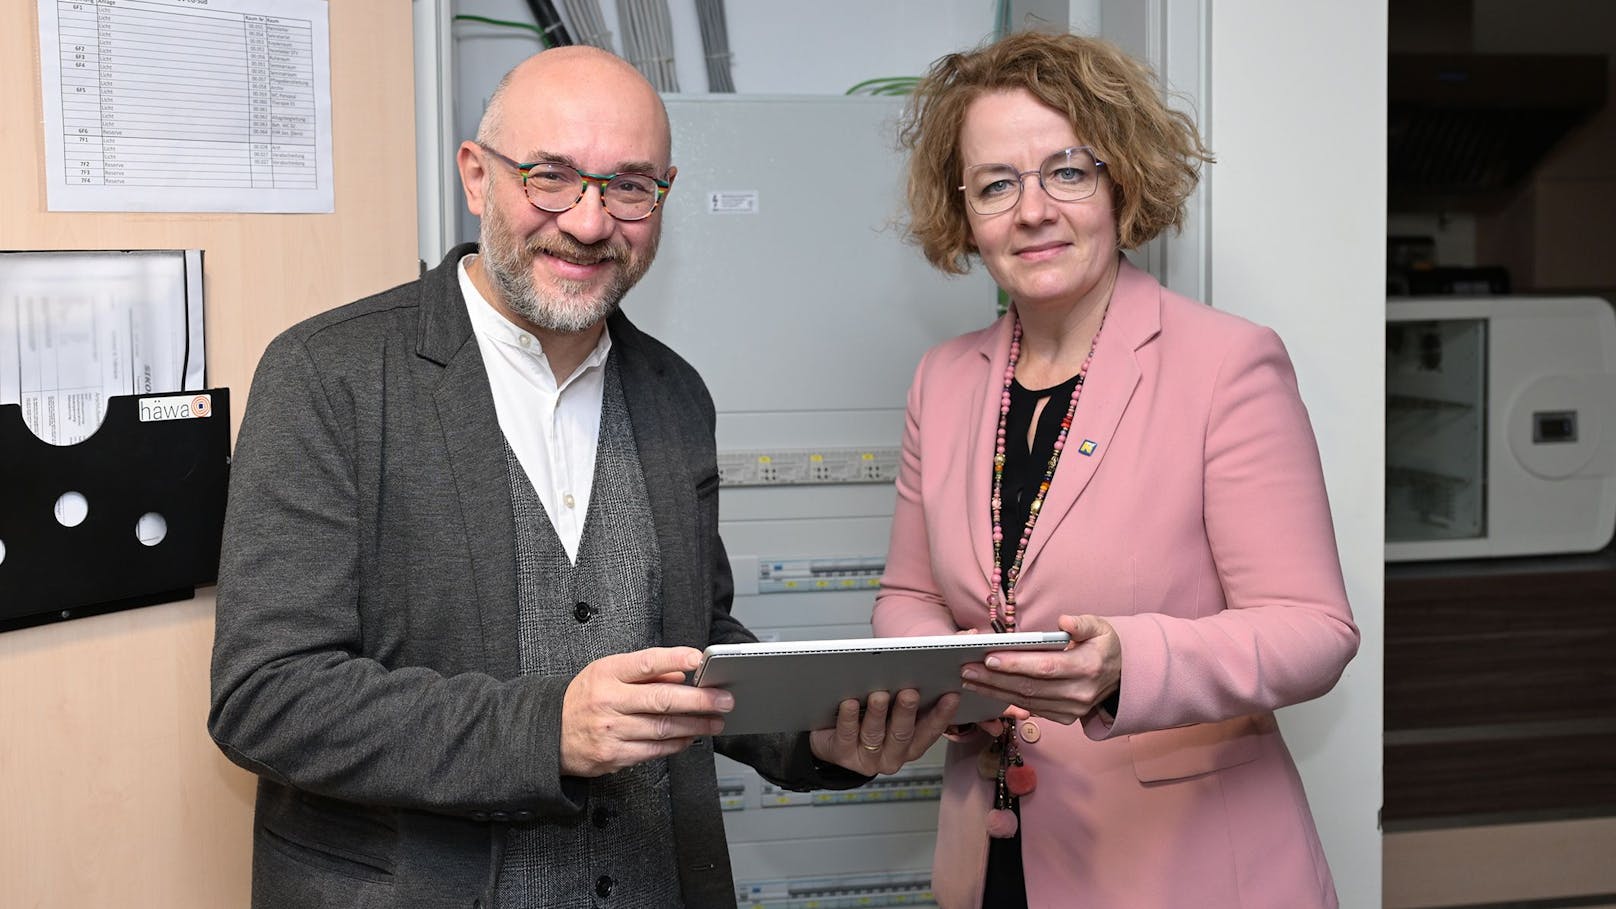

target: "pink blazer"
[874,258,1359,909]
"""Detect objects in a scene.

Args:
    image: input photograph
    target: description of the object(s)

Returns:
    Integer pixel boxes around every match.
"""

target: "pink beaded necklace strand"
[987,315,1102,635]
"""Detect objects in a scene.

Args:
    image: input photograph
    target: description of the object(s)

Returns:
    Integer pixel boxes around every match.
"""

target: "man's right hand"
[560,647,731,777]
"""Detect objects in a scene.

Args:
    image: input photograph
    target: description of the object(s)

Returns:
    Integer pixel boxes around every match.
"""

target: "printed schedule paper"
[38,0,334,213]
[0,250,206,446]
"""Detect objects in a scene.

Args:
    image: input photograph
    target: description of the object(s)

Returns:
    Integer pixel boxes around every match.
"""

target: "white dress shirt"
[459,255,610,562]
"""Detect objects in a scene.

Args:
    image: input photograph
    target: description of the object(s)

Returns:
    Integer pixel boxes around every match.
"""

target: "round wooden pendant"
[978,745,1001,780]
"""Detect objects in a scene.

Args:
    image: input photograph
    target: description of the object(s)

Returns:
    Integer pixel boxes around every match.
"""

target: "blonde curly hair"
[901,30,1213,274]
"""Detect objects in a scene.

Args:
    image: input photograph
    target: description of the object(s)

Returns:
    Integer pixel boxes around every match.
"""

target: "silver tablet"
[692,631,1071,735]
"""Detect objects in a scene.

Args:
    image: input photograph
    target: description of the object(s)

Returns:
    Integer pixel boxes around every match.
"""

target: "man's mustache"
[526,235,626,266]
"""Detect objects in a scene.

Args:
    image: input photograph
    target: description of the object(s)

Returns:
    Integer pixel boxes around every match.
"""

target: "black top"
[996,374,1084,590]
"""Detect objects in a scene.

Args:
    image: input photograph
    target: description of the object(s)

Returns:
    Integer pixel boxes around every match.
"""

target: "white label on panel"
[708,191,759,214]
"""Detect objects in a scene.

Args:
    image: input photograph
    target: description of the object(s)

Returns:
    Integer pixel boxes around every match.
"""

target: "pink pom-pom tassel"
[1006,763,1037,797]
[986,808,1019,838]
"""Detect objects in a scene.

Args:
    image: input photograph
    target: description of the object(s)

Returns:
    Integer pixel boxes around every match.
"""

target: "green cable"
[845,76,920,96]
[453,14,549,47]
[849,3,1008,98]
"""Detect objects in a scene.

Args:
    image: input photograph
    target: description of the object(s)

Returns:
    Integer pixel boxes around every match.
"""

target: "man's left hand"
[809,689,960,776]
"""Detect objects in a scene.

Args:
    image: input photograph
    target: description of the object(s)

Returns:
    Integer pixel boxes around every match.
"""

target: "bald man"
[208,48,956,908]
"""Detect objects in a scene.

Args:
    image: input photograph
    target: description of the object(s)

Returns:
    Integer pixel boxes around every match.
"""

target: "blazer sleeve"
[208,332,585,820]
[873,349,969,639]
[1090,326,1359,738]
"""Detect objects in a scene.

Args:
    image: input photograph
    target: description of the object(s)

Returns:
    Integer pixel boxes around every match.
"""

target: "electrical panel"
[626,96,996,904]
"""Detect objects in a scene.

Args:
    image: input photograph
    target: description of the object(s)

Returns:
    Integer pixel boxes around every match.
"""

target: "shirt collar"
[458,253,613,385]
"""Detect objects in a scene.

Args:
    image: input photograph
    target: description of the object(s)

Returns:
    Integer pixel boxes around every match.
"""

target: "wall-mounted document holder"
[0,389,229,632]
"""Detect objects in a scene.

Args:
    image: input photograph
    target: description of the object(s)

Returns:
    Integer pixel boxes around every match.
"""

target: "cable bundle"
[693,0,734,92]
[557,0,615,50]
[525,0,574,45]
[615,0,679,92]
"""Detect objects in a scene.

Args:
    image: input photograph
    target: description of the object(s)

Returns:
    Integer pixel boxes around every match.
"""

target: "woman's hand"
[809,689,960,775]
[960,614,1121,725]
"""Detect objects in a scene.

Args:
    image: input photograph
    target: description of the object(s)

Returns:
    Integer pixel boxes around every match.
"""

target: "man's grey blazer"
[209,244,861,908]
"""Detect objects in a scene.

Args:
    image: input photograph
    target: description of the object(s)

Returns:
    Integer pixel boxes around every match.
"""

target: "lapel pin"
[1078,439,1098,456]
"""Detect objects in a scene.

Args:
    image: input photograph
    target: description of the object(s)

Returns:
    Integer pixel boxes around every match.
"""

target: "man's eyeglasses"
[960,146,1107,216]
[478,143,672,222]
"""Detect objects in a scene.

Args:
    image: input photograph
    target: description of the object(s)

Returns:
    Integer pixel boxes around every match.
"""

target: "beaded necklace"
[987,316,1101,635]
[982,312,1104,840]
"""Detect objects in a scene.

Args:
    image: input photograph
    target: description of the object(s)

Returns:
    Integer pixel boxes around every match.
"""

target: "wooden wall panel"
[1385,557,1616,824]
[1384,552,1616,908]
[0,2,420,906]
[1386,733,1616,822]
[1385,567,1616,730]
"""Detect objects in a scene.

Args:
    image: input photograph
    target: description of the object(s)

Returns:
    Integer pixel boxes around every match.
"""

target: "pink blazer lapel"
[1019,257,1161,573]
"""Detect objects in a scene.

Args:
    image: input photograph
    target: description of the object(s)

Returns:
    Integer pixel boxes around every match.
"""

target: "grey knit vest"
[494,355,684,909]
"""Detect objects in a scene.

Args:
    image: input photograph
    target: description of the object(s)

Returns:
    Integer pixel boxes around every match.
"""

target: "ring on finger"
[859,739,883,752]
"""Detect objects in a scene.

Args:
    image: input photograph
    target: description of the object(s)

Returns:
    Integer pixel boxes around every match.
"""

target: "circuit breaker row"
[736,868,937,908]
[719,765,943,812]
[718,447,902,486]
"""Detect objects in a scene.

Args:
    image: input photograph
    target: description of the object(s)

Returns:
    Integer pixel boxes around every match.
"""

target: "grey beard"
[479,232,626,334]
[493,259,621,333]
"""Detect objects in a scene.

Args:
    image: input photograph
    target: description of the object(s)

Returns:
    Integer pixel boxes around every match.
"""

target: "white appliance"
[1386,296,1616,561]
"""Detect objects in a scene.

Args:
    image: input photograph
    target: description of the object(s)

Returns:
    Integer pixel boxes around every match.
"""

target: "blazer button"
[513,810,534,821]
[490,811,509,822]
[1019,720,1041,743]
[470,810,489,822]
[573,601,595,623]
[595,875,614,897]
